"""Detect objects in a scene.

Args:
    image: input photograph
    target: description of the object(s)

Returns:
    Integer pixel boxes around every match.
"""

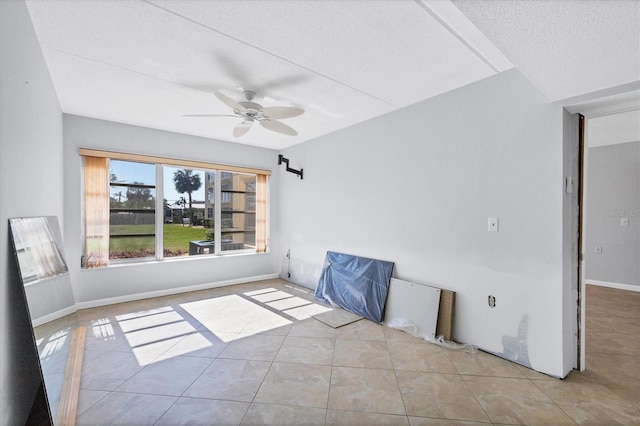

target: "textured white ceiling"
[25,0,638,150]
[453,0,640,102]
[25,0,511,149]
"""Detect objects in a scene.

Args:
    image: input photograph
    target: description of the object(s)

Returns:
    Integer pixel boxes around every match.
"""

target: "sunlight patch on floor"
[282,303,332,320]
[91,317,117,339]
[98,286,332,364]
[39,328,70,358]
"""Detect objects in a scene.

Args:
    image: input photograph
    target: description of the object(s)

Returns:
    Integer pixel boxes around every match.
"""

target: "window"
[81,149,269,268]
[109,160,156,260]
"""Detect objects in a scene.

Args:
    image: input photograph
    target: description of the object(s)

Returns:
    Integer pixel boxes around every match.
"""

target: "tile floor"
[35,280,639,425]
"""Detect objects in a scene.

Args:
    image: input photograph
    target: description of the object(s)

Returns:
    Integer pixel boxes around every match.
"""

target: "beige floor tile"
[514,364,557,381]
[383,326,429,344]
[408,417,491,425]
[156,330,229,359]
[463,376,576,425]
[76,389,109,417]
[156,398,249,425]
[602,382,640,405]
[447,350,526,378]
[84,324,131,353]
[247,289,300,303]
[333,339,393,369]
[396,371,489,422]
[389,341,457,373]
[241,317,293,336]
[335,318,386,341]
[218,334,285,361]
[183,358,270,402]
[80,350,145,391]
[116,355,211,396]
[288,318,337,338]
[115,309,187,332]
[123,320,198,355]
[254,362,331,408]
[177,294,239,322]
[33,280,640,425]
[76,391,176,425]
[533,372,640,424]
[265,295,316,312]
[326,409,410,425]
[275,336,334,365]
[241,403,326,425]
[200,313,252,334]
[328,366,406,415]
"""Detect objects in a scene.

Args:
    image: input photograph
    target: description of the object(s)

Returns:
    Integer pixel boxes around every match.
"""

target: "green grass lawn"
[163,224,209,250]
[110,224,210,257]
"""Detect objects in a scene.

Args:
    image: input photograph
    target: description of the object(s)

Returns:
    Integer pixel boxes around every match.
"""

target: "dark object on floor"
[315,251,394,323]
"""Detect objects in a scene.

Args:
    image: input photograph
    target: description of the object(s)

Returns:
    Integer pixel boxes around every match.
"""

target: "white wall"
[277,69,571,377]
[0,0,68,422]
[585,141,640,288]
[63,115,280,305]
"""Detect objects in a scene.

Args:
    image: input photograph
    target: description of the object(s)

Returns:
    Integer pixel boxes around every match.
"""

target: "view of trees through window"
[164,165,206,258]
[109,160,156,259]
[103,158,260,262]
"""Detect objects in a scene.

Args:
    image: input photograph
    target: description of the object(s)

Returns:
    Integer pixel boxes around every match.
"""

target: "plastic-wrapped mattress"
[314,251,394,323]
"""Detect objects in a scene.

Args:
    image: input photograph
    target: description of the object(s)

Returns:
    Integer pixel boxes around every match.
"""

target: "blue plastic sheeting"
[315,251,394,323]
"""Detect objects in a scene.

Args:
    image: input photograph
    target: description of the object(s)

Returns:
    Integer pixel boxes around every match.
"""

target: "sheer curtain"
[84,156,109,268]
[9,217,68,283]
[255,174,268,253]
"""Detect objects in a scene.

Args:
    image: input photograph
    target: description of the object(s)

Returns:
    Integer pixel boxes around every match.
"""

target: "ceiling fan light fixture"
[187,90,304,137]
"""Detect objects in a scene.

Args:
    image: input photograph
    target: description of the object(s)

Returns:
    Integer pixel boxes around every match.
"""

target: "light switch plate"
[488,217,499,232]
[621,218,629,226]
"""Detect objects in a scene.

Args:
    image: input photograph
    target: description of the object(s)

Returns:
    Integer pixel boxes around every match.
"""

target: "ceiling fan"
[184,90,304,138]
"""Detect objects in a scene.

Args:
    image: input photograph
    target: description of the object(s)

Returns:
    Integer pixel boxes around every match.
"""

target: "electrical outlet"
[621,218,629,226]
[488,295,496,308]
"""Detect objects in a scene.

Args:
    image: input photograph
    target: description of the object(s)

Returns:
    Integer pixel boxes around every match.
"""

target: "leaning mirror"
[8,216,71,424]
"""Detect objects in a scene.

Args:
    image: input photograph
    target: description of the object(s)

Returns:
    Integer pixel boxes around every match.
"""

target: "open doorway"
[566,90,640,374]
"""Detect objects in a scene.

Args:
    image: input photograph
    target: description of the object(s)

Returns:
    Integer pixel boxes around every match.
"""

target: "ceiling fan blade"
[182,114,237,118]
[261,119,298,136]
[215,91,247,113]
[233,120,253,138]
[261,106,304,119]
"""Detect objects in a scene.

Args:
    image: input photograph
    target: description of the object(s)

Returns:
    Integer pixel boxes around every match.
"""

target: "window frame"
[109,160,157,261]
[81,149,270,268]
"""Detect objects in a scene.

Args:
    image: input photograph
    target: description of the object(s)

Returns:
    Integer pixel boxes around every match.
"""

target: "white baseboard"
[586,280,640,292]
[33,273,280,325]
[32,306,77,327]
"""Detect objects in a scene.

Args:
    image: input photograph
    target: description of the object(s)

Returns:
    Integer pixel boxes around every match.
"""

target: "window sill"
[81,249,269,270]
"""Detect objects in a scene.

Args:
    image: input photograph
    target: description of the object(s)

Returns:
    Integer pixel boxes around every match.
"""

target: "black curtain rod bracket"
[278,155,303,180]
